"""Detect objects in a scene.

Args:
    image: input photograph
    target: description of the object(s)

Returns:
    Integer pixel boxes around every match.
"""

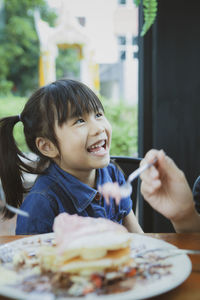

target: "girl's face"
[54,109,112,179]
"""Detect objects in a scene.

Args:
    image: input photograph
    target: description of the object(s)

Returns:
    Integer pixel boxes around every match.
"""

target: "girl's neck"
[53,158,97,188]
[75,169,97,188]
[57,163,97,188]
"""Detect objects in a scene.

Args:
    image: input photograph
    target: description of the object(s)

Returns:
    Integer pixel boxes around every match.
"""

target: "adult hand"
[140,149,194,226]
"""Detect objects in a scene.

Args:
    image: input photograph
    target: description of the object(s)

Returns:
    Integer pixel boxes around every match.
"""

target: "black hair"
[0,79,104,218]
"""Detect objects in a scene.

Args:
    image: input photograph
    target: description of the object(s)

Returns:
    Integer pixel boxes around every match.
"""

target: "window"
[132,36,138,45]
[118,35,126,45]
[120,50,126,60]
[118,0,126,5]
[133,51,138,59]
[77,17,86,26]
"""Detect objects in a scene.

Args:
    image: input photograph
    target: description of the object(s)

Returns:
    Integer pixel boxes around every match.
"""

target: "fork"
[119,158,158,198]
[0,189,29,217]
[131,247,200,259]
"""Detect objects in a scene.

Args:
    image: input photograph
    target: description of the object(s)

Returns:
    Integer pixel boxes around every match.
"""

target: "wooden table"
[0,233,200,300]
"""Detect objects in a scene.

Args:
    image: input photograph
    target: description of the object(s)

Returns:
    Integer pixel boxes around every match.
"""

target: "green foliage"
[100,97,138,156]
[0,0,56,96]
[134,0,158,36]
[0,96,28,152]
[0,79,13,94]
[56,48,80,80]
[134,0,141,6]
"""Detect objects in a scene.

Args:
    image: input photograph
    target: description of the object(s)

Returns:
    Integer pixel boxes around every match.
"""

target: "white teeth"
[90,140,105,149]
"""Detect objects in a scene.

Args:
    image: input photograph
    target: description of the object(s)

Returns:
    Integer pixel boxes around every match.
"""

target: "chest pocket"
[91,203,107,218]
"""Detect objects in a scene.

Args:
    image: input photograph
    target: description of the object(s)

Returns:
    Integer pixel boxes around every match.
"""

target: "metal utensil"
[119,158,158,198]
[131,247,200,259]
[0,187,29,217]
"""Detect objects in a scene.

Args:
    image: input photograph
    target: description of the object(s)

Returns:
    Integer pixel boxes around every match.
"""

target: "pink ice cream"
[53,213,127,253]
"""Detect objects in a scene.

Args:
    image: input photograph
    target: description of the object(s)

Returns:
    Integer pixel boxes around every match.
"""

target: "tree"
[0,0,56,95]
[56,48,80,80]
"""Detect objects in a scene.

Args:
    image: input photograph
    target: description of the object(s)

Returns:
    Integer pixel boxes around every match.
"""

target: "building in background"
[46,0,138,105]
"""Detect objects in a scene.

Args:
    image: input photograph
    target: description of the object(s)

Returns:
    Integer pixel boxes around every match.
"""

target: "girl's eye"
[96,112,103,118]
[75,118,85,124]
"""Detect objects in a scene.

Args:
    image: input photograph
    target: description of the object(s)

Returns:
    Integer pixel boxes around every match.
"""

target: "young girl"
[0,79,143,234]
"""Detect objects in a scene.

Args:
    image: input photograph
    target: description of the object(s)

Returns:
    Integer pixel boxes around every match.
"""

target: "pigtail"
[0,116,35,218]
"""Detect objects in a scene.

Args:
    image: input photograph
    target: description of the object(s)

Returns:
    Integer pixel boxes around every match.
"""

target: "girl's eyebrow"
[66,112,84,123]
[68,107,101,120]
[68,112,82,119]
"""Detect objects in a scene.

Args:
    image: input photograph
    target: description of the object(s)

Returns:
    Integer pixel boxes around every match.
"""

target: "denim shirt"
[16,162,132,235]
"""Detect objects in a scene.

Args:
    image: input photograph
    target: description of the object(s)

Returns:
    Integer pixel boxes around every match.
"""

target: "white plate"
[0,233,192,300]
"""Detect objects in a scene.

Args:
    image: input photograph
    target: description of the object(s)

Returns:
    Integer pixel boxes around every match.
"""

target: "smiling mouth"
[87,140,107,153]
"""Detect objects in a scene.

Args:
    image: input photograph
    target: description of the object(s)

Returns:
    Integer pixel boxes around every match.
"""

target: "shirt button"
[94,192,101,201]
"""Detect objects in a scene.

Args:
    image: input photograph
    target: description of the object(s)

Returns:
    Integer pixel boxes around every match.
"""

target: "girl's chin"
[95,155,110,168]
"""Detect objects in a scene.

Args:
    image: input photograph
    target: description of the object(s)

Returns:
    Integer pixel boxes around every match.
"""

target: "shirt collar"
[48,163,99,212]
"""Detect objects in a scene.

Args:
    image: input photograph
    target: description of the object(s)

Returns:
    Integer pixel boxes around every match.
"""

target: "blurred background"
[0,0,139,233]
[0,0,139,157]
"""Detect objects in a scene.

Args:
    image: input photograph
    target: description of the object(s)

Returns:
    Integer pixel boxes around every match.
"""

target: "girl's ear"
[35,137,59,158]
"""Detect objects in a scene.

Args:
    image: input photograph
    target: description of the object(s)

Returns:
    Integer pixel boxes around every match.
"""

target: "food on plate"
[0,214,174,298]
[37,213,136,295]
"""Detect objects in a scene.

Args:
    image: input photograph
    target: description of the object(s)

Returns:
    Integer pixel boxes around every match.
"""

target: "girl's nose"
[89,119,105,136]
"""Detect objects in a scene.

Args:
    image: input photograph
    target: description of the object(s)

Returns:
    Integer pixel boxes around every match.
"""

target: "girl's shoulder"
[31,162,60,187]
[22,173,61,214]
[27,166,60,196]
